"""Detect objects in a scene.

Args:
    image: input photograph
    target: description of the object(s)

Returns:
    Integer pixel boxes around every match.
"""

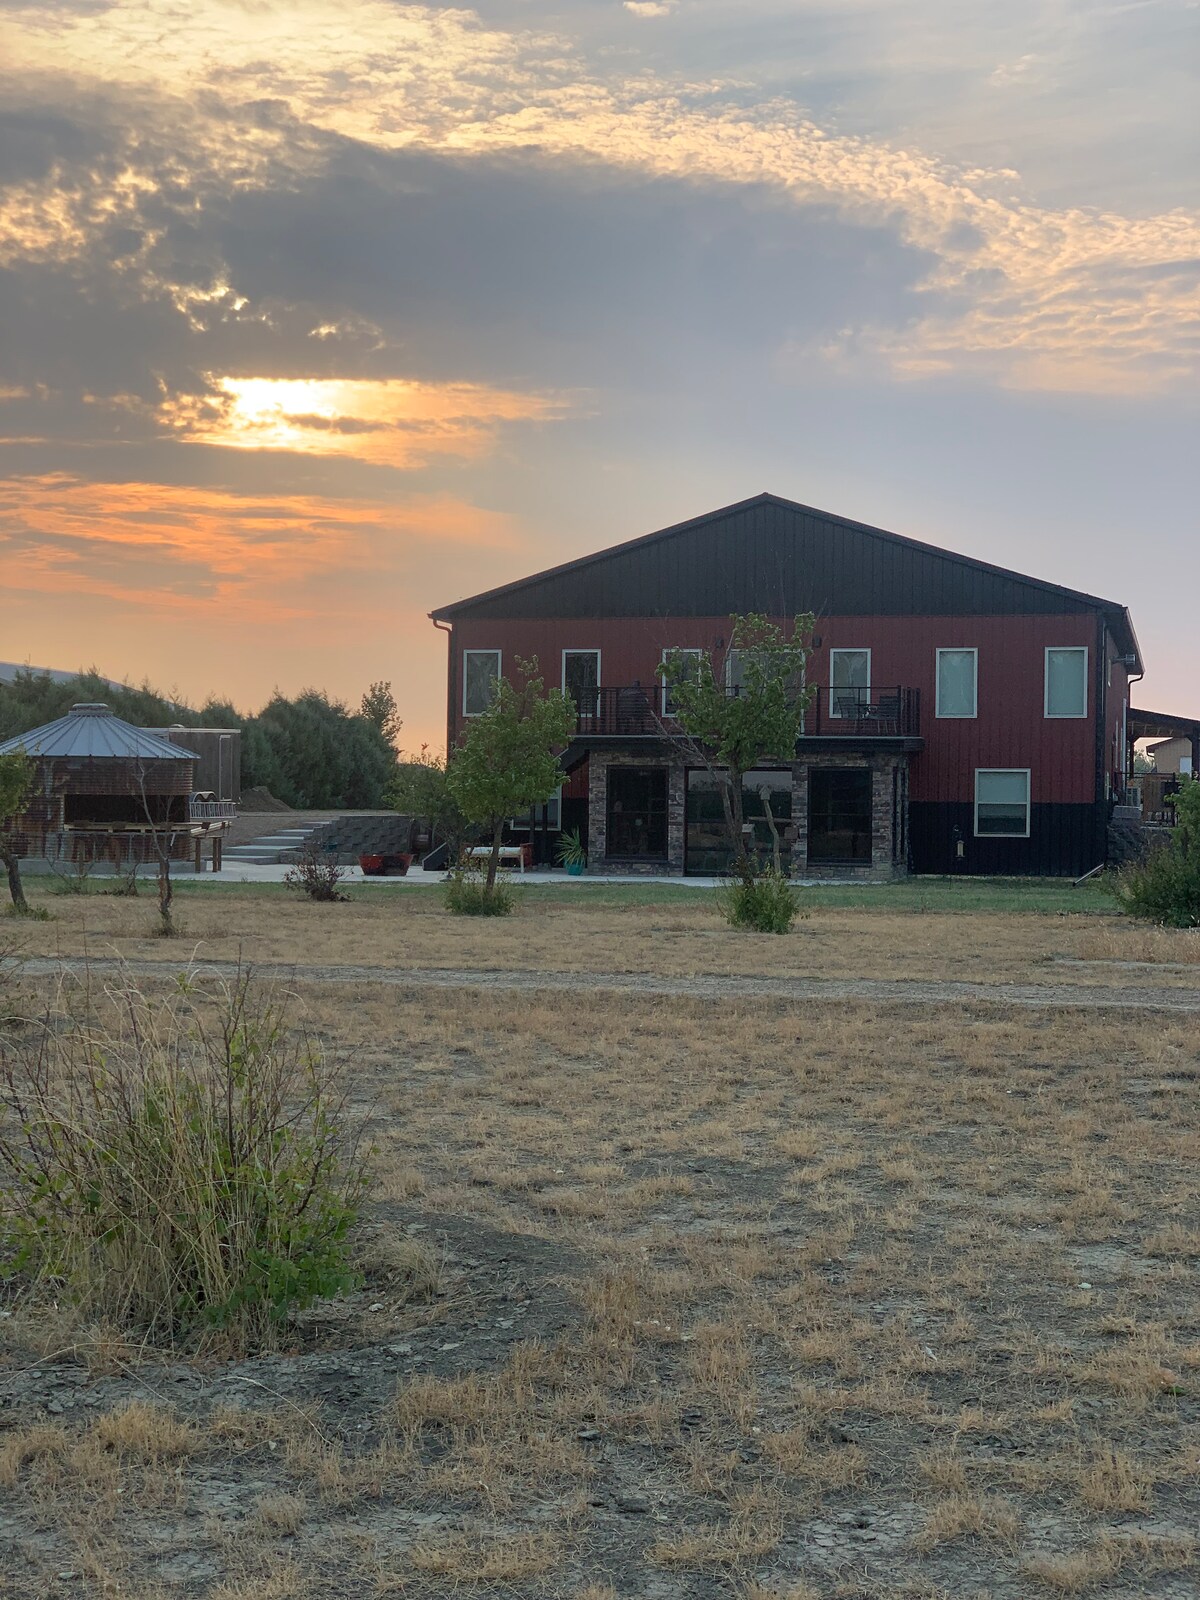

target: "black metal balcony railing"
[569,685,920,739]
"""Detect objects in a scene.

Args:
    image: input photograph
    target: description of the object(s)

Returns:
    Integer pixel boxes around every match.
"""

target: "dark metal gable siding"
[444,499,1098,625]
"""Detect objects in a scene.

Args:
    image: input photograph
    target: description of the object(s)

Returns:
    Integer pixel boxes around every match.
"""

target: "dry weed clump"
[0,1401,195,1505]
[0,967,367,1347]
[408,1530,562,1580]
[1023,1531,1197,1593]
[648,1486,784,1567]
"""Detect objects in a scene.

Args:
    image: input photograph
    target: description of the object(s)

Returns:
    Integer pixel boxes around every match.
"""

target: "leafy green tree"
[360,681,402,747]
[658,614,815,881]
[198,697,242,727]
[447,659,574,891]
[386,746,467,862]
[242,691,396,808]
[0,752,35,912]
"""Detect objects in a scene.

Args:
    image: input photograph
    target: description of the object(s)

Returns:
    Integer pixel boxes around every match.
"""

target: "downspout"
[433,618,455,754]
[1125,664,1144,790]
[1094,617,1109,870]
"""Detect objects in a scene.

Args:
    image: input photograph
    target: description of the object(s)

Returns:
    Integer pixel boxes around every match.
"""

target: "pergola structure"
[1128,707,1200,775]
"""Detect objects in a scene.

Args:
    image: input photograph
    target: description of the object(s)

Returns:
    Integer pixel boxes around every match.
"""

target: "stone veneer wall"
[586,745,909,879]
[587,745,686,875]
[791,751,907,881]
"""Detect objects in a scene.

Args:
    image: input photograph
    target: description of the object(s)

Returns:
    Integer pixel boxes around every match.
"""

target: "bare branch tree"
[134,759,181,937]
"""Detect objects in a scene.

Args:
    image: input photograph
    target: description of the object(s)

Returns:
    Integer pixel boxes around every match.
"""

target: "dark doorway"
[563,650,600,718]
[606,766,669,860]
[685,768,793,876]
[808,769,873,865]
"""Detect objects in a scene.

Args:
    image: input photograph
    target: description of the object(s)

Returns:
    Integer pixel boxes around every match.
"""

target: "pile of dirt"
[238,785,293,812]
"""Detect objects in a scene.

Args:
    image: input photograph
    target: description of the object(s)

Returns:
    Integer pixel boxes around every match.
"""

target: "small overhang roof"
[0,703,193,762]
[1128,707,1200,743]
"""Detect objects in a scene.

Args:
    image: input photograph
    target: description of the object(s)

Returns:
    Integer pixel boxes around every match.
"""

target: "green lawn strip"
[173,875,1117,914]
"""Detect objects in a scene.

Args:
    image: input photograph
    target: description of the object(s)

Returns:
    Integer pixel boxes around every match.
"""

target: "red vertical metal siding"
[448,612,1101,804]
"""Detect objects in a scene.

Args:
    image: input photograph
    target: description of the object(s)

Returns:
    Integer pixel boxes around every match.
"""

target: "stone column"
[791,762,809,875]
[667,760,686,874]
[587,754,608,871]
[870,759,893,872]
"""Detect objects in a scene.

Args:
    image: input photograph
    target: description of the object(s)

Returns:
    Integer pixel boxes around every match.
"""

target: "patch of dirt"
[238,787,294,813]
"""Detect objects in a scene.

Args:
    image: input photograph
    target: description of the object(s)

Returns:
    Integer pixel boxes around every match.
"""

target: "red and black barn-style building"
[431,493,1156,879]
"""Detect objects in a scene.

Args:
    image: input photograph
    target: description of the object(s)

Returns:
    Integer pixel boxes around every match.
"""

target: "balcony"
[570,685,921,741]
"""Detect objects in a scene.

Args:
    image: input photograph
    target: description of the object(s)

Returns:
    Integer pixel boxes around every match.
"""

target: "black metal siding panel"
[456,501,1099,623]
[909,801,1098,878]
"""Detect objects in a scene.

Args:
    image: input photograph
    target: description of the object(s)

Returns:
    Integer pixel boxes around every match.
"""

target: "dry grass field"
[9,877,1200,989]
[2,884,1199,1598]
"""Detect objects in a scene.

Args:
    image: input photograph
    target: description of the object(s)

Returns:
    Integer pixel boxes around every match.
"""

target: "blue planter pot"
[566,861,585,876]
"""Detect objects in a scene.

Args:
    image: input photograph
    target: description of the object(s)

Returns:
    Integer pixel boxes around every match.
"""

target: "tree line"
[0,670,401,811]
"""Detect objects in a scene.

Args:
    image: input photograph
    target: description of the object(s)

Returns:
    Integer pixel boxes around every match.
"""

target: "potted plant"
[557,827,587,876]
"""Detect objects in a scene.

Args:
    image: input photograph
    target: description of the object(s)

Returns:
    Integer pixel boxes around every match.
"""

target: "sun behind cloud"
[163,377,565,466]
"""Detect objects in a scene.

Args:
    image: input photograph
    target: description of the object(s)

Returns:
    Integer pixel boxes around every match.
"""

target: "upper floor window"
[462,649,501,717]
[829,649,870,717]
[1045,647,1088,719]
[936,648,978,718]
[725,648,754,693]
[662,647,703,715]
[975,769,1031,837]
[563,650,601,717]
[726,646,806,703]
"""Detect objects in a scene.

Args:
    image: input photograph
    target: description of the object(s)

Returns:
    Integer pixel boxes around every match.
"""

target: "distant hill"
[0,662,125,691]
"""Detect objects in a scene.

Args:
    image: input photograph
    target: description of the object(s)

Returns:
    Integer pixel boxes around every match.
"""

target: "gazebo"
[0,703,211,869]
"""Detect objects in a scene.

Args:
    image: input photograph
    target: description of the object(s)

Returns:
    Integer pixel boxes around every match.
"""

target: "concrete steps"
[223,825,323,865]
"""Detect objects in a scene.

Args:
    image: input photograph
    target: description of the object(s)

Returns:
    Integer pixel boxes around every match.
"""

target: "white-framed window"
[975,769,1031,837]
[562,650,601,717]
[1044,647,1088,719]
[510,788,562,831]
[829,648,871,717]
[661,647,704,714]
[725,648,753,693]
[462,649,501,717]
[936,648,978,719]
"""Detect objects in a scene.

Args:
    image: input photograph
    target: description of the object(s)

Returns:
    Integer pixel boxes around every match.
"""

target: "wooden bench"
[467,844,531,873]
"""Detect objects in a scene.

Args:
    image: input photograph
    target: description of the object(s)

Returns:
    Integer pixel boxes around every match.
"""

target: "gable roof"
[431,492,1142,668]
[0,703,194,762]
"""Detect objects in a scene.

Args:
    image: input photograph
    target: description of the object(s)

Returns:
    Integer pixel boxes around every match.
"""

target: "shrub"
[48,858,95,895]
[717,867,804,934]
[284,845,349,902]
[0,970,367,1347]
[444,864,514,917]
[1113,782,1200,928]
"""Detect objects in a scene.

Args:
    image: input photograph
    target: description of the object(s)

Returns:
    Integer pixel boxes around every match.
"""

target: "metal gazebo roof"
[0,703,193,762]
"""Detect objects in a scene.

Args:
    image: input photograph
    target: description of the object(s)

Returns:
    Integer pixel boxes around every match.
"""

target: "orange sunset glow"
[0,0,1196,750]
[167,378,563,466]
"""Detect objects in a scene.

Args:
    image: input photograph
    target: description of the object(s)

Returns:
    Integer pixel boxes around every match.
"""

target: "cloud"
[1,0,1195,395]
[0,472,523,617]
[624,2,676,16]
[0,473,524,739]
[163,376,565,466]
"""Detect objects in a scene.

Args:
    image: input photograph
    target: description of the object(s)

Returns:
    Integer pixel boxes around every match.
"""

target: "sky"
[1,0,1197,750]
